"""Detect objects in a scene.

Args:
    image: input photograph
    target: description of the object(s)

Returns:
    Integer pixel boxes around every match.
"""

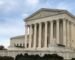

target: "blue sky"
[0,0,75,48]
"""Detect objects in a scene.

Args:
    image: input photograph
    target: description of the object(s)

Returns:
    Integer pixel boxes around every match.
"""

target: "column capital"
[50,20,53,22]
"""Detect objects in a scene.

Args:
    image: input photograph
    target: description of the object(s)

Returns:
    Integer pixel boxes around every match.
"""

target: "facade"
[0,8,75,60]
[9,35,25,48]
[24,8,75,50]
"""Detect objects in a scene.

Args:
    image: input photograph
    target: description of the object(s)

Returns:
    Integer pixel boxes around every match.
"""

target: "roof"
[24,8,75,21]
[10,35,25,40]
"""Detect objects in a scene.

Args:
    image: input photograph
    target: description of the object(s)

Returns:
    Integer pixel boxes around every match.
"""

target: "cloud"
[0,0,75,48]
[0,0,18,12]
[26,0,39,5]
[55,0,75,15]
[0,18,25,35]
[0,0,39,48]
[0,0,5,5]
[0,17,25,48]
[57,2,71,10]
[22,13,29,19]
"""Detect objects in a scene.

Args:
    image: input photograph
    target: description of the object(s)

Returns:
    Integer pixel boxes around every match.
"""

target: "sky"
[0,0,75,48]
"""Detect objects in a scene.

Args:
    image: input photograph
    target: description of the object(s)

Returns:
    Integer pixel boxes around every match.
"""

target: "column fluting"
[50,21,53,46]
[29,25,32,48]
[33,24,37,49]
[38,23,42,48]
[63,19,67,46]
[56,20,59,44]
[25,25,28,48]
[44,22,47,48]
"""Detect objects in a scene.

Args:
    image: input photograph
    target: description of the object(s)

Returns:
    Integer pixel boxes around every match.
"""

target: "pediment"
[27,11,59,20]
[25,8,75,21]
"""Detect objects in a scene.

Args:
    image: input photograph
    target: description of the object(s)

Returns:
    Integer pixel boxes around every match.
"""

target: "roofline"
[24,8,44,22]
[10,35,25,40]
[24,8,65,22]
[24,12,75,22]
[64,10,75,19]
[24,8,75,22]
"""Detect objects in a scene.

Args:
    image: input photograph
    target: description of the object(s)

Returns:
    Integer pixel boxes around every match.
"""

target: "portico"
[25,19,71,49]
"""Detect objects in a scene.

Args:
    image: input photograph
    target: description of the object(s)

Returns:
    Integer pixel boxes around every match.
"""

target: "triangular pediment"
[25,8,75,21]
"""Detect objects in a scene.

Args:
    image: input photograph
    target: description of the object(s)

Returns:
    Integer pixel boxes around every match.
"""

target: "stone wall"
[0,48,74,60]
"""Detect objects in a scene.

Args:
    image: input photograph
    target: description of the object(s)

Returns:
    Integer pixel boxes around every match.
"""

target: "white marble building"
[1,8,75,60]
[10,35,25,48]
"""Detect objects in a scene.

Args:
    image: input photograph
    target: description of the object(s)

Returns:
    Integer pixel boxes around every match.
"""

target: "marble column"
[50,21,53,46]
[56,20,59,44]
[44,22,47,48]
[38,23,42,48]
[69,22,71,48]
[33,24,37,49]
[63,20,67,46]
[25,25,28,48]
[29,25,32,48]
[67,21,70,47]
[70,22,72,48]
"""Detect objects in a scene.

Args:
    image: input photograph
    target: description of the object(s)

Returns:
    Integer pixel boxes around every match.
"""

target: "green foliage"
[0,45,7,50]
[15,53,63,60]
[0,56,14,60]
[72,58,75,60]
